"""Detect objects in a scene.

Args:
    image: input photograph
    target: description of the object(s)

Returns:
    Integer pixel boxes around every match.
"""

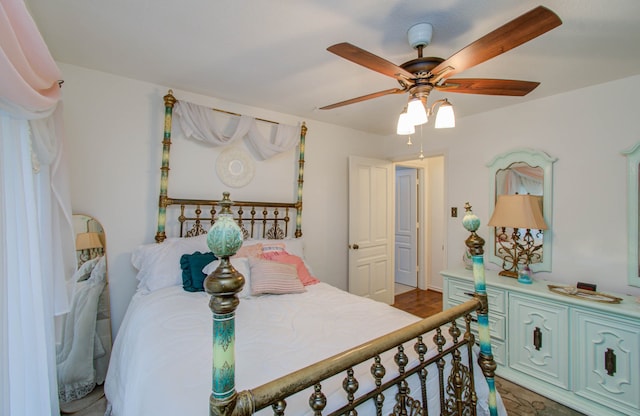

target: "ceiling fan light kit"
[396,108,415,135]
[407,97,428,125]
[320,5,562,136]
[434,99,455,129]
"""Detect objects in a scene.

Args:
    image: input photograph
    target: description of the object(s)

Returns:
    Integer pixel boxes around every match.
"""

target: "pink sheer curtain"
[0,0,61,115]
[1,1,75,415]
[500,165,544,195]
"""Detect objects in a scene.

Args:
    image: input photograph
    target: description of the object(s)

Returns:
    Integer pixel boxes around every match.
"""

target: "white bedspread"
[105,283,505,415]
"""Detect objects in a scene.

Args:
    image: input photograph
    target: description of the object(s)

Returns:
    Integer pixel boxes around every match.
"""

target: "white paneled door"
[348,156,394,304]
[395,167,418,287]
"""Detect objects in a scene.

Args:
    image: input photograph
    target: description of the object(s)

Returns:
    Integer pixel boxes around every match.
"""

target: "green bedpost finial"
[462,202,484,256]
[462,202,498,416]
[204,192,245,415]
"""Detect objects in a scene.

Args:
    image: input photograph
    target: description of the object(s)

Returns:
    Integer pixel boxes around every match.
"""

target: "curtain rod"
[166,89,279,125]
[209,107,279,125]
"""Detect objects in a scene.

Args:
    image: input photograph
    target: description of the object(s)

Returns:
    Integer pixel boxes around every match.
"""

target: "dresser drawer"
[450,299,506,341]
[446,277,506,314]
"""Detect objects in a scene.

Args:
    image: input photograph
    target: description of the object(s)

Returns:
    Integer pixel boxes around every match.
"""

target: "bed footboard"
[249,300,482,416]
[205,202,497,416]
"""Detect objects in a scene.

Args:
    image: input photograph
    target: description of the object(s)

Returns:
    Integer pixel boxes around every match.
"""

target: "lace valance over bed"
[174,100,301,161]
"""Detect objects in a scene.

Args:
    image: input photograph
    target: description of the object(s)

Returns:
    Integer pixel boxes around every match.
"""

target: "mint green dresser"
[442,269,640,416]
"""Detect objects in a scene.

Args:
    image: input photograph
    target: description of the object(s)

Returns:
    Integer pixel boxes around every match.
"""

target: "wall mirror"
[622,143,640,287]
[57,214,111,409]
[487,148,557,273]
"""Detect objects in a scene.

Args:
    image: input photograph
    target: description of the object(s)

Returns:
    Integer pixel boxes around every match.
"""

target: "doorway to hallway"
[394,155,445,293]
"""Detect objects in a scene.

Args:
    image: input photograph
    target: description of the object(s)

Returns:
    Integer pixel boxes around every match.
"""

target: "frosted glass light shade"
[407,98,428,126]
[396,111,415,135]
[434,101,455,128]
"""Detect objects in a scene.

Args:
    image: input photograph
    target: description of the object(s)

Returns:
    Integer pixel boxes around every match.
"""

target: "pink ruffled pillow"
[261,251,319,286]
[232,243,263,259]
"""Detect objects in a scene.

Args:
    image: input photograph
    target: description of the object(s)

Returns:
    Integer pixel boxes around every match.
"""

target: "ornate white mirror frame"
[487,148,557,273]
[622,143,640,287]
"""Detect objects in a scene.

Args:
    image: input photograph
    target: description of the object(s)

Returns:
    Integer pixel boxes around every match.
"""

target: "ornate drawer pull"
[605,348,616,376]
[533,326,542,351]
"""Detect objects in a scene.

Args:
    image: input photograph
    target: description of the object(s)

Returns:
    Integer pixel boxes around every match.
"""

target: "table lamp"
[488,194,547,283]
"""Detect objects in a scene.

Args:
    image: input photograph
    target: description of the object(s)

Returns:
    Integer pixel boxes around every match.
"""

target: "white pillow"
[202,257,251,298]
[132,234,208,293]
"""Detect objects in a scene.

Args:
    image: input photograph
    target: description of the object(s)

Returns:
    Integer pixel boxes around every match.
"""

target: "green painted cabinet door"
[573,309,640,415]
[508,294,570,389]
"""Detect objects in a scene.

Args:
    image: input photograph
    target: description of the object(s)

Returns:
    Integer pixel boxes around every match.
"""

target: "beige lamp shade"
[75,232,103,250]
[488,194,547,230]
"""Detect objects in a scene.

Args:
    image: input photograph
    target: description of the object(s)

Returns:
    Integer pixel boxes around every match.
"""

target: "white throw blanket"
[105,283,506,415]
[56,256,107,402]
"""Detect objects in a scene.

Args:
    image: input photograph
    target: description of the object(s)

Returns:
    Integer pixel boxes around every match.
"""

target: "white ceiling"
[25,0,640,136]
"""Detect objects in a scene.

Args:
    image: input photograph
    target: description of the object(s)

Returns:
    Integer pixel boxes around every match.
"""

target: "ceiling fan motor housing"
[408,23,433,49]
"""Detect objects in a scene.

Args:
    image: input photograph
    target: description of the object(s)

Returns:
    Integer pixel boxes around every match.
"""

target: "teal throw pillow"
[180,251,217,292]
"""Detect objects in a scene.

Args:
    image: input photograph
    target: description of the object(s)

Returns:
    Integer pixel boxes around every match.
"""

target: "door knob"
[352,243,359,250]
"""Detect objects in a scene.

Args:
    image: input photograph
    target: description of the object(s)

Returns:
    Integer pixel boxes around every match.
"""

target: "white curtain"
[0,1,75,415]
[174,100,300,160]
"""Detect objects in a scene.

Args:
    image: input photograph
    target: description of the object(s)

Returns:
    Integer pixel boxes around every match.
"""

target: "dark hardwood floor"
[392,287,442,318]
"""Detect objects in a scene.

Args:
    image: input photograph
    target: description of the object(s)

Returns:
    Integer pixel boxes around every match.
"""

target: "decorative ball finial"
[204,192,245,313]
[207,192,243,258]
[462,202,481,233]
[462,202,485,256]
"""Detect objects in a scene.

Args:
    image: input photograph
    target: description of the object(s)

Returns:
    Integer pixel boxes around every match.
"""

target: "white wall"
[59,63,390,335]
[385,74,640,297]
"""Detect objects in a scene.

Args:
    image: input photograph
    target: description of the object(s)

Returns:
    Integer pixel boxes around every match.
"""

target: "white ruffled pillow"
[202,257,251,298]
[132,234,208,293]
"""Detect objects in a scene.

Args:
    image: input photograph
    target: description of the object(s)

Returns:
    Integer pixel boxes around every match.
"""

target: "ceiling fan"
[320,5,562,119]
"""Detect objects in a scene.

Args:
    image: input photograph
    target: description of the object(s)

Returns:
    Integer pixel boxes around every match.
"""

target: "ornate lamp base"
[498,270,518,278]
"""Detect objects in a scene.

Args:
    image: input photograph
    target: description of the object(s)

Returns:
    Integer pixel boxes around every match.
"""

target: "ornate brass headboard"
[154,90,307,242]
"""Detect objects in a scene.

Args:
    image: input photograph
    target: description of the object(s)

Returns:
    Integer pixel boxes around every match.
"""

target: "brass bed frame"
[154,90,498,416]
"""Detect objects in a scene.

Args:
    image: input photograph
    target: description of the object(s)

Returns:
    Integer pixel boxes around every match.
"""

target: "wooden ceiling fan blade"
[430,6,562,81]
[320,88,405,110]
[327,42,415,82]
[436,78,540,96]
